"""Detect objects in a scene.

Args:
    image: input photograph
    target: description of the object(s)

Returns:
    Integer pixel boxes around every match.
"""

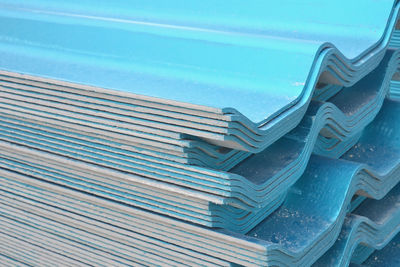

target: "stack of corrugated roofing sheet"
[0,0,398,152]
[1,98,399,266]
[1,0,400,266]
[0,49,397,235]
[351,232,400,266]
[314,183,400,267]
[389,29,400,101]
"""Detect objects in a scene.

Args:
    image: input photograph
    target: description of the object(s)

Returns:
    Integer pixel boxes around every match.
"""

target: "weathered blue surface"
[314,184,400,267]
[0,98,399,266]
[353,232,400,266]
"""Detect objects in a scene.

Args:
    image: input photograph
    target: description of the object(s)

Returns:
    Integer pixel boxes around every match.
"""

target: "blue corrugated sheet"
[0,1,400,266]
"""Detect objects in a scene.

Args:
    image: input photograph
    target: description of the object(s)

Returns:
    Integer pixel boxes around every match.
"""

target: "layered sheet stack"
[0,1,400,266]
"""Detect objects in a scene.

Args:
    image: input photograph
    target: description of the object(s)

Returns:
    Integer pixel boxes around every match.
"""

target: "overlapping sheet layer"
[1,1,400,266]
[0,0,399,152]
[0,98,399,266]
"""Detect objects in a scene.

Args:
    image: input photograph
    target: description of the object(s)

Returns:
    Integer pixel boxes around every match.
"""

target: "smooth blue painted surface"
[0,1,397,124]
